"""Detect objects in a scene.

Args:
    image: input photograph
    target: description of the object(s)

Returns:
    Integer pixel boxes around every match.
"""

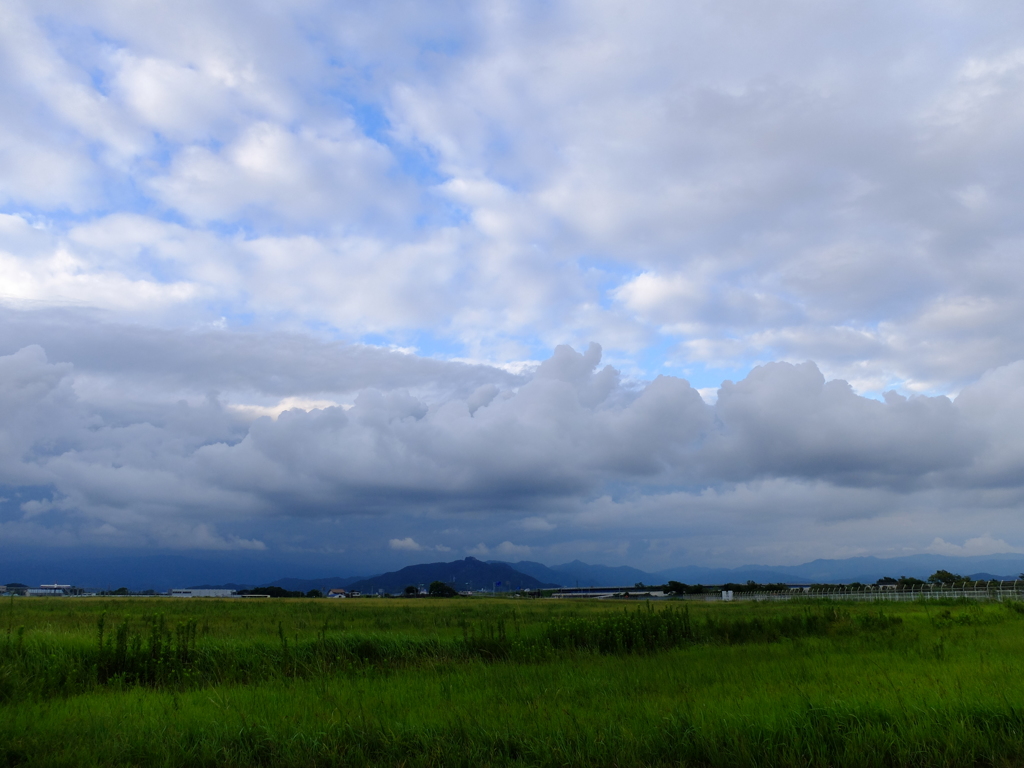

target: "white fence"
[671,581,1024,603]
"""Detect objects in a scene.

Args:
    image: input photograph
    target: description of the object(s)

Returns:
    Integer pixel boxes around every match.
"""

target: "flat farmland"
[2,596,1024,767]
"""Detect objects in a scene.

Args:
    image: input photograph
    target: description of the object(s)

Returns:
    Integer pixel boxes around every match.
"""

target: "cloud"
[926,536,1024,557]
[494,541,532,558]
[0,341,980,507]
[520,517,556,532]
[228,398,343,420]
[0,307,523,400]
[388,538,451,553]
[110,52,258,143]
[4,4,1024,569]
[166,524,266,551]
[149,121,410,230]
[389,537,423,551]
[3,3,1024,392]
[467,541,533,559]
[0,215,202,312]
[700,361,976,488]
[1,337,1023,567]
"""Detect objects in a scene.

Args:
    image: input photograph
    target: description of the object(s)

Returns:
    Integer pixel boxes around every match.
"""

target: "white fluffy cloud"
[926,536,1024,557]
[149,121,410,228]
[389,537,423,551]
[1,2,1022,389]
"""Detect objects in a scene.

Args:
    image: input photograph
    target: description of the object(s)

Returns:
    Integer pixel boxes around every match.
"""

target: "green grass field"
[2,595,1023,766]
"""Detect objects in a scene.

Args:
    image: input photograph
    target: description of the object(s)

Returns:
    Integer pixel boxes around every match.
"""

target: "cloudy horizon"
[2,1,1024,575]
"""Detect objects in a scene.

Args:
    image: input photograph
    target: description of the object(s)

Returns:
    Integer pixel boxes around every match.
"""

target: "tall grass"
[0,601,908,704]
[6,620,1024,767]
[2,598,1022,766]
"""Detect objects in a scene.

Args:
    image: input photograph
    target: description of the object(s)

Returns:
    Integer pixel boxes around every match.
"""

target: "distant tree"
[723,582,755,593]
[404,585,418,596]
[305,589,323,598]
[928,570,965,585]
[876,577,898,586]
[113,587,129,595]
[665,581,706,595]
[897,575,926,587]
[428,581,458,597]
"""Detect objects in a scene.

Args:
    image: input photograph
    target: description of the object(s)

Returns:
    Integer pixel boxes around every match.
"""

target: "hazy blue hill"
[264,575,367,592]
[763,554,1024,583]
[496,559,661,587]
[657,554,1024,585]
[551,560,660,587]
[0,549,367,593]
[655,565,807,584]
[346,557,557,594]
[487,560,567,585]
[188,576,368,593]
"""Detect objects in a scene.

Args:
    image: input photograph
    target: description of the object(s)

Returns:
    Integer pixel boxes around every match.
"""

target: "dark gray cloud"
[0,307,522,399]
[2,332,1022,568]
[702,363,978,488]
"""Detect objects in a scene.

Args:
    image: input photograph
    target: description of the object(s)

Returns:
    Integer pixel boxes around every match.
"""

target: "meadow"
[2,595,1024,767]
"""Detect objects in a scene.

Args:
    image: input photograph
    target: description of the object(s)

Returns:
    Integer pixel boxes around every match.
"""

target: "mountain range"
[491,560,658,588]
[655,554,1024,585]
[230,554,1024,596]
[5,552,1024,593]
[291,554,1024,594]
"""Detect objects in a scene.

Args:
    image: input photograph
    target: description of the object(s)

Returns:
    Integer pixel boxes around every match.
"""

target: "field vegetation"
[2,595,1024,766]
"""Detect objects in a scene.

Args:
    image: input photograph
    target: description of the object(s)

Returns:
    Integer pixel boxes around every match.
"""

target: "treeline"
[400,581,459,597]
[241,581,461,599]
[659,580,795,595]
[657,570,1018,595]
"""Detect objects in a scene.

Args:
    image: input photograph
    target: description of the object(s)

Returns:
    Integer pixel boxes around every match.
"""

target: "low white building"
[169,588,236,598]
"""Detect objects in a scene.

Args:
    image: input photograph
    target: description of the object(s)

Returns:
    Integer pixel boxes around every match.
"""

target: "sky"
[2,1,1024,576]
